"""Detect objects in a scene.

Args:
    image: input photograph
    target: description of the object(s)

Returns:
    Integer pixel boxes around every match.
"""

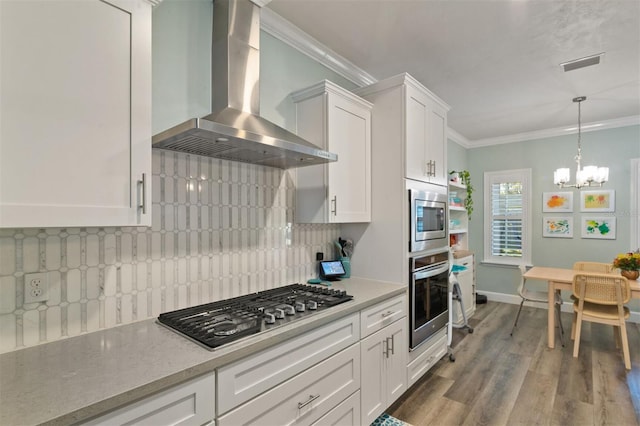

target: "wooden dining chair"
[510,265,564,346]
[573,261,614,273]
[571,272,631,369]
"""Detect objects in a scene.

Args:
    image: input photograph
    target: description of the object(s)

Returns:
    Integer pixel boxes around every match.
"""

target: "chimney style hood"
[152,0,337,169]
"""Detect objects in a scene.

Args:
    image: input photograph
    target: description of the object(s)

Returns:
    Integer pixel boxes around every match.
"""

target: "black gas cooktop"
[158,283,353,350]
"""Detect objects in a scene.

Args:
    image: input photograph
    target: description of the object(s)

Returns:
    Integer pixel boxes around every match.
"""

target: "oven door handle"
[413,263,450,280]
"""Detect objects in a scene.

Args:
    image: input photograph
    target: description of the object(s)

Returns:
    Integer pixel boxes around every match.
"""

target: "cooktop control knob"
[307,300,318,310]
[295,301,305,312]
[274,308,285,319]
[264,312,276,324]
[282,304,295,316]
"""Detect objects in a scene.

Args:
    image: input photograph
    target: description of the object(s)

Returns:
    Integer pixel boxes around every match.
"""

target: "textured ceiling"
[267,0,640,144]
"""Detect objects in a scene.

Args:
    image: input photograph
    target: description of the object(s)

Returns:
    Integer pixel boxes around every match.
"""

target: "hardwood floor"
[388,302,640,426]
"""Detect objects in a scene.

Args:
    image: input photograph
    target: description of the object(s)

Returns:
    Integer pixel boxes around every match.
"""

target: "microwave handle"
[414,263,450,280]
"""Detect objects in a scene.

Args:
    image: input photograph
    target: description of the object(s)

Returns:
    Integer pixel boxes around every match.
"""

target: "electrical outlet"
[24,272,49,303]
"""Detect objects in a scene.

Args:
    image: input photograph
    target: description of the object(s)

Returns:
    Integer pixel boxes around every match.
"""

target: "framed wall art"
[580,190,615,212]
[542,216,573,238]
[581,216,616,239]
[542,191,573,212]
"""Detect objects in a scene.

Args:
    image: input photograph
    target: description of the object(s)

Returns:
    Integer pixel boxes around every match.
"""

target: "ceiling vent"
[560,53,604,72]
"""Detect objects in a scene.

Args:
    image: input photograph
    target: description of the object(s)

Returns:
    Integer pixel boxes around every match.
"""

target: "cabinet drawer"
[217,313,359,414]
[454,255,473,268]
[83,373,215,426]
[218,344,360,426]
[407,329,447,387]
[312,390,360,426]
[360,295,406,338]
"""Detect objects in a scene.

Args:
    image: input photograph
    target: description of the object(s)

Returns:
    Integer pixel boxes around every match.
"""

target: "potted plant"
[449,170,474,219]
[613,251,640,280]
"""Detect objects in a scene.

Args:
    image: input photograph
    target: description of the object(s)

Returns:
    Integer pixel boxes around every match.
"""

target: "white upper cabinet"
[357,73,449,186]
[292,80,372,223]
[0,0,152,228]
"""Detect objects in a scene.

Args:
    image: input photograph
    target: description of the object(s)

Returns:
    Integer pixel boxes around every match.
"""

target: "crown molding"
[447,128,472,148]
[468,115,640,148]
[260,8,377,87]
[260,9,639,149]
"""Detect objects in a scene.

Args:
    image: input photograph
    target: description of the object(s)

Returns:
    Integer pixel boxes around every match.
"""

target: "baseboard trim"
[478,291,640,324]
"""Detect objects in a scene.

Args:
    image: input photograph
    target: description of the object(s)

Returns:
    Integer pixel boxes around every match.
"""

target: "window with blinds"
[491,182,523,257]
[484,169,531,265]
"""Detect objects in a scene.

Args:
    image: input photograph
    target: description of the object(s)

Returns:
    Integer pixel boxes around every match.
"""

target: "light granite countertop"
[0,277,405,426]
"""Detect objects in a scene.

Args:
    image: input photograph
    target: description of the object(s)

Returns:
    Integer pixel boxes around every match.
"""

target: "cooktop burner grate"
[158,283,353,349]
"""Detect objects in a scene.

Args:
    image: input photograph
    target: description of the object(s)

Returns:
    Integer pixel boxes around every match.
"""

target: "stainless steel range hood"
[152,0,337,169]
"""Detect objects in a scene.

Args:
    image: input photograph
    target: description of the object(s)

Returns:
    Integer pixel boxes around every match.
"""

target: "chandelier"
[553,96,608,189]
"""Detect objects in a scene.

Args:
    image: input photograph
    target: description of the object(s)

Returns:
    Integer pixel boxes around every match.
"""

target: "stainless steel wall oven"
[409,250,449,350]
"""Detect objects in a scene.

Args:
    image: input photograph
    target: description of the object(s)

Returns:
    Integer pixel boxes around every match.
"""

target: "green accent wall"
[152,0,356,135]
[461,125,640,307]
[447,139,468,175]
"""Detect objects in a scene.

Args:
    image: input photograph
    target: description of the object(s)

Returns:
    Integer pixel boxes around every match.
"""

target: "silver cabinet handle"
[138,173,147,214]
[381,310,395,318]
[425,160,436,177]
[385,337,393,358]
[331,196,337,215]
[390,334,395,355]
[298,394,320,409]
[383,338,389,358]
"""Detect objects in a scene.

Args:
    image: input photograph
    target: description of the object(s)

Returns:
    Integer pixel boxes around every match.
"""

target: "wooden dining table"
[523,266,640,349]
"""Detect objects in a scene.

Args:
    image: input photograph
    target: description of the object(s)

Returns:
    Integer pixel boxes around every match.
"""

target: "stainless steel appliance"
[158,284,353,350]
[409,250,449,349]
[408,180,448,253]
[152,0,337,169]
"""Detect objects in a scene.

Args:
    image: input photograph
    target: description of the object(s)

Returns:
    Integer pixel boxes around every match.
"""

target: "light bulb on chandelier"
[553,96,609,189]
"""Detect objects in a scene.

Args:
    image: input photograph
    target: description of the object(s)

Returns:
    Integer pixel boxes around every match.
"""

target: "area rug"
[371,412,413,426]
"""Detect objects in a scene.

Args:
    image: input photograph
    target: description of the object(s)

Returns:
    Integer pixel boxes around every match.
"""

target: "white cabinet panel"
[292,80,372,223]
[354,73,448,186]
[407,328,447,387]
[453,254,475,324]
[312,390,361,426]
[218,344,360,426]
[360,294,406,338]
[83,373,215,426]
[360,318,406,426]
[217,313,359,415]
[0,0,151,227]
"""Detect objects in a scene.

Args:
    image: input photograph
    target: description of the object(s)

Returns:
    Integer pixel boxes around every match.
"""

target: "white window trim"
[483,168,532,266]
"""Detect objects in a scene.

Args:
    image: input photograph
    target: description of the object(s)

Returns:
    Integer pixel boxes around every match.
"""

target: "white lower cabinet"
[82,373,215,426]
[452,255,475,326]
[360,318,407,426]
[312,390,360,426]
[218,344,360,426]
[406,327,447,387]
[216,313,359,415]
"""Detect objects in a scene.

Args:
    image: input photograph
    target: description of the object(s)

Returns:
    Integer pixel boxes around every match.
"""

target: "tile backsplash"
[0,150,339,353]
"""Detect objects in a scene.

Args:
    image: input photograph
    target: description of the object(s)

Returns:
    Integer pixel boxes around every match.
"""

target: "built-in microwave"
[408,180,448,253]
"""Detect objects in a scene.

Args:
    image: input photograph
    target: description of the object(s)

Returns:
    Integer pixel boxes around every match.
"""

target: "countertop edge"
[2,278,405,426]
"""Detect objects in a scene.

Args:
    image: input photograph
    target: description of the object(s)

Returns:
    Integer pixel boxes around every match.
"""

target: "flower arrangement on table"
[613,251,640,270]
[613,250,640,280]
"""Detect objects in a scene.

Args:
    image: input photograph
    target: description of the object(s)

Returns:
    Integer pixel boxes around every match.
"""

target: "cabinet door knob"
[138,173,147,214]
[298,394,320,409]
